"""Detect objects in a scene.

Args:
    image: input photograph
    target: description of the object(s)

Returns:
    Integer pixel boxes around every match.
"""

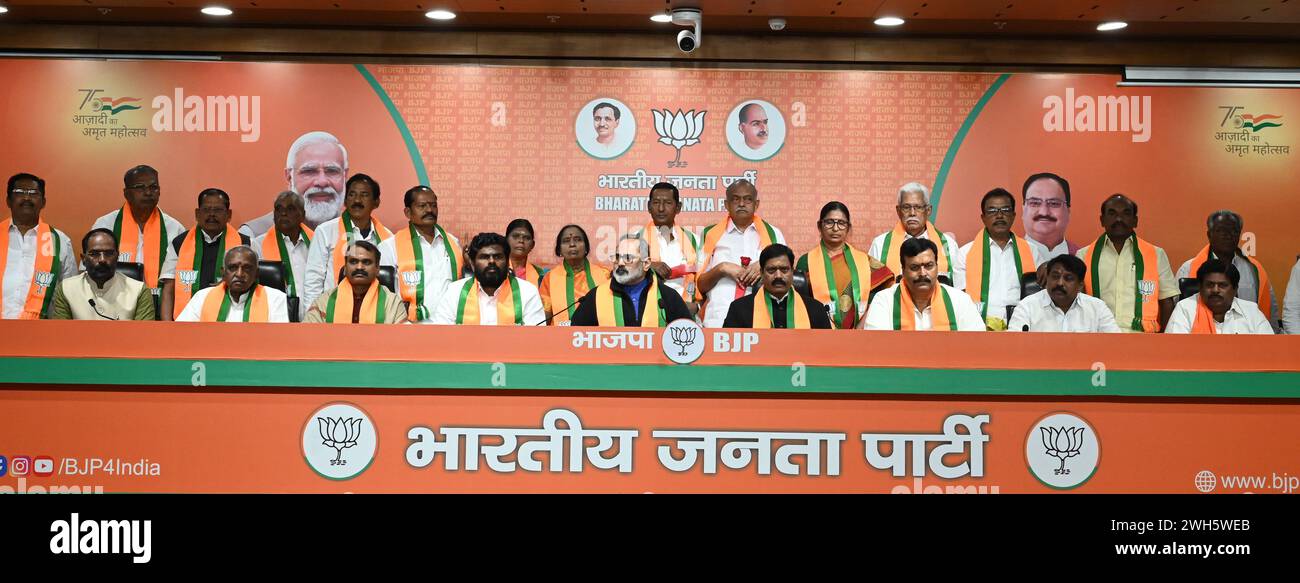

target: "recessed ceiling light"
[200,6,233,17]
[0,7,9,15]
[650,13,672,23]
[425,9,456,20]
[1097,21,1128,31]
[874,16,905,27]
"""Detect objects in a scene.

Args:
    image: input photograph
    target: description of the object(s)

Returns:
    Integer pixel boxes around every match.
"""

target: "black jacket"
[570,274,692,326]
[170,229,253,289]
[722,290,833,329]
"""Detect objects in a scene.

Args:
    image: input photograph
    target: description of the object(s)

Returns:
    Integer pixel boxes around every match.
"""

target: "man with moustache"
[379,186,461,323]
[431,232,545,325]
[869,182,960,285]
[642,182,699,307]
[592,102,621,148]
[864,238,984,331]
[2,173,78,319]
[1166,259,1272,334]
[48,229,155,320]
[239,131,349,239]
[953,188,1039,328]
[1008,254,1120,333]
[1075,194,1179,333]
[250,191,312,321]
[723,243,831,329]
[696,179,786,328]
[1021,172,1080,262]
[571,234,691,327]
[1177,210,1276,325]
[176,247,289,322]
[303,173,393,310]
[90,165,186,301]
[304,241,407,324]
[159,188,252,320]
[738,103,769,151]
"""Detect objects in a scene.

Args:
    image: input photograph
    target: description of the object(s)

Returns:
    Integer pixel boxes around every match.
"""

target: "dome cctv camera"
[670,8,702,54]
[677,29,698,53]
[768,18,786,31]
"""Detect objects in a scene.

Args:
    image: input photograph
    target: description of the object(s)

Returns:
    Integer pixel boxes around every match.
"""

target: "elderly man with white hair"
[868,181,962,287]
[238,130,349,239]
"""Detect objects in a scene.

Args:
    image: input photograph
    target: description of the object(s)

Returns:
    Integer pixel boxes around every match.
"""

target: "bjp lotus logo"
[318,416,363,466]
[1040,426,1085,475]
[34,271,54,293]
[652,109,707,168]
[178,270,199,287]
[401,271,421,287]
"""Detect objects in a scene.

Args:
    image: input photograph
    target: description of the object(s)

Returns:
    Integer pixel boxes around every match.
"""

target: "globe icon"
[1194,470,1217,493]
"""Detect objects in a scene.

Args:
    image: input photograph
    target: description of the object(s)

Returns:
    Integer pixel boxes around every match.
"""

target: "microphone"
[88,299,119,321]
[1022,324,1029,332]
[535,298,582,325]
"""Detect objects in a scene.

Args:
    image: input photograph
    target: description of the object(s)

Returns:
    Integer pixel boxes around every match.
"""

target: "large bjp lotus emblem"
[1040,426,1085,475]
[653,109,707,168]
[318,417,363,466]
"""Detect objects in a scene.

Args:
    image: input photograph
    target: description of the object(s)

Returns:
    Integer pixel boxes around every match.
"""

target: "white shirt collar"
[1026,235,1069,255]
[726,219,757,235]
[1040,290,1081,314]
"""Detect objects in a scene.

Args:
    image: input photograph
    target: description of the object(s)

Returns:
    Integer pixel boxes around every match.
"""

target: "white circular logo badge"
[302,402,378,481]
[575,97,636,160]
[1025,412,1100,490]
[726,99,786,161]
[661,318,705,365]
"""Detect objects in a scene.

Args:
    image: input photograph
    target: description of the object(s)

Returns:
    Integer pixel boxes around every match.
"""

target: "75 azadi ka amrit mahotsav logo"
[79,89,142,115]
[1221,107,1283,132]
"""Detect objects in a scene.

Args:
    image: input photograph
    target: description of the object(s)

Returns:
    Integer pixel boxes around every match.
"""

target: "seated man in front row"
[863,238,984,331]
[430,232,545,326]
[723,243,831,329]
[1008,254,1120,333]
[571,234,691,327]
[304,240,408,324]
[176,246,289,323]
[1165,259,1272,335]
[49,228,155,320]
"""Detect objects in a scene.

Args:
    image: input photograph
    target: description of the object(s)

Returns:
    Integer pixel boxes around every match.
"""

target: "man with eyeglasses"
[157,188,251,321]
[2,173,78,319]
[953,188,1039,329]
[90,165,186,303]
[48,228,155,321]
[1176,210,1276,328]
[303,173,393,310]
[1021,172,1081,262]
[868,182,960,284]
[238,131,349,240]
[571,234,691,327]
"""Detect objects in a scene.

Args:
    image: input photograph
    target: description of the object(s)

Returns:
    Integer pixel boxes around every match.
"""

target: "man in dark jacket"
[571,234,691,327]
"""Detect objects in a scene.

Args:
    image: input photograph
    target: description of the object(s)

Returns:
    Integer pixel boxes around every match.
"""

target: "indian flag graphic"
[99,96,142,115]
[1237,113,1283,132]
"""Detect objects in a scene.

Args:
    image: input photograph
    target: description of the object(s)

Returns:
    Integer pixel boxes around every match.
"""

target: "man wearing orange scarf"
[869,182,960,285]
[304,241,407,324]
[864,238,985,331]
[303,174,393,313]
[643,182,700,311]
[1166,259,1272,334]
[1075,195,1179,333]
[2,173,78,319]
[1176,210,1276,327]
[695,179,786,328]
[723,244,831,329]
[953,188,1039,328]
[176,247,289,322]
[431,232,545,326]
[89,165,185,302]
[159,188,251,320]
